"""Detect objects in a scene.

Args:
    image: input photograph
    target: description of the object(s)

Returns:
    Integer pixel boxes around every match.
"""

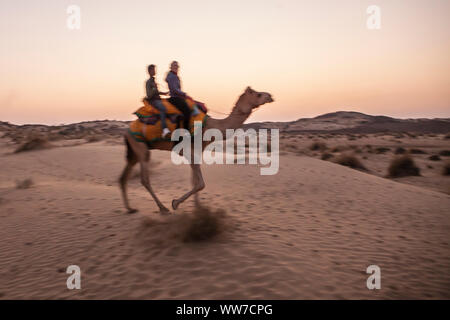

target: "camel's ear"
[245,86,253,94]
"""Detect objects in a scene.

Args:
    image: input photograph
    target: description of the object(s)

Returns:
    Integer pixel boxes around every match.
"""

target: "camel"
[119,86,274,214]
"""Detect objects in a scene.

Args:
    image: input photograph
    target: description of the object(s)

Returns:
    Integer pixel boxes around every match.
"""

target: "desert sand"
[0,134,449,299]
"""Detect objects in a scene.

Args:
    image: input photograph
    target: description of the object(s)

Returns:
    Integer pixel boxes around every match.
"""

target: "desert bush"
[439,150,450,157]
[394,147,406,155]
[409,148,427,154]
[309,141,327,151]
[334,153,367,171]
[15,136,51,153]
[387,155,420,178]
[321,152,333,161]
[375,147,390,154]
[86,135,102,143]
[282,142,302,154]
[428,155,441,161]
[16,178,33,189]
[443,162,450,176]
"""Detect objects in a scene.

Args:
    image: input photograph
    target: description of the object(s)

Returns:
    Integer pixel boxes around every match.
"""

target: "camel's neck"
[204,104,251,135]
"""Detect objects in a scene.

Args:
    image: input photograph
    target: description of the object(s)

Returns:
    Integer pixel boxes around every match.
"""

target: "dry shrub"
[309,141,327,151]
[16,178,33,189]
[331,146,342,153]
[375,147,390,154]
[321,152,333,161]
[428,155,441,161]
[334,153,367,171]
[15,136,51,153]
[443,162,450,176]
[282,142,301,154]
[395,147,406,155]
[86,135,102,143]
[439,150,450,157]
[409,148,427,154]
[388,155,420,178]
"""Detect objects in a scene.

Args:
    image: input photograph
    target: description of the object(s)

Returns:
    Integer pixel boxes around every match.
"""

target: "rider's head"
[170,61,179,73]
[148,64,156,77]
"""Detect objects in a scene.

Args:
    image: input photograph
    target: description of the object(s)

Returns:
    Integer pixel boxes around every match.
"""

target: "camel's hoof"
[172,199,179,210]
[159,207,171,215]
[127,208,138,214]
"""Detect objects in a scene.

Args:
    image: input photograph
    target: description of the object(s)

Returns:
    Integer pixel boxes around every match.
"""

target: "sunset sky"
[0,0,449,125]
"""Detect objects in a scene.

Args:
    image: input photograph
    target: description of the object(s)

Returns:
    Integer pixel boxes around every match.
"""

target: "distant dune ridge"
[1,112,450,142]
[243,111,450,133]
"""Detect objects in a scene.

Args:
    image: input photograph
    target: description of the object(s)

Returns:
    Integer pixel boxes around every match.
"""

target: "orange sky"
[0,0,449,125]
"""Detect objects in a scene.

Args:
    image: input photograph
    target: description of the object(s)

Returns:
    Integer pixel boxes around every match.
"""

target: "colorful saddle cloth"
[128,97,208,146]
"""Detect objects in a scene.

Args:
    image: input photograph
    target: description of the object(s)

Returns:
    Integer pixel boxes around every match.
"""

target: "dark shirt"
[146,76,161,101]
[165,71,186,98]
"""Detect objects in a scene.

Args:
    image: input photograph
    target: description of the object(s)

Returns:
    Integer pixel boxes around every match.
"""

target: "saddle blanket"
[128,97,208,146]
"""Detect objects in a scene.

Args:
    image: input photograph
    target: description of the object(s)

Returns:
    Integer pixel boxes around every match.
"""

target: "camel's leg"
[119,158,138,213]
[139,153,170,214]
[119,137,138,213]
[172,163,205,210]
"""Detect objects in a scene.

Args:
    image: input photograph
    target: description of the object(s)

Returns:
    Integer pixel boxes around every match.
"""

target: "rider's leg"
[152,99,168,130]
[168,97,191,130]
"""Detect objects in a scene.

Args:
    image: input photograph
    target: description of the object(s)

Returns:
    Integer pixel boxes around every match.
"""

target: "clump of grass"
[387,155,420,178]
[375,147,390,154]
[309,141,327,151]
[439,150,450,157]
[443,162,450,176]
[15,136,51,153]
[395,147,406,155]
[16,178,33,189]
[428,155,441,161]
[321,152,333,161]
[409,148,427,154]
[334,153,367,171]
[282,142,302,154]
[86,135,102,143]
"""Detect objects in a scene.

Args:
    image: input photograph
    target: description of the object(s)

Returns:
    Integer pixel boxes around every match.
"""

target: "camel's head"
[237,86,274,114]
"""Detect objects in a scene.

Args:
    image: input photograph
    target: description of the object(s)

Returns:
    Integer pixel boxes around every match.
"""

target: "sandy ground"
[0,139,449,299]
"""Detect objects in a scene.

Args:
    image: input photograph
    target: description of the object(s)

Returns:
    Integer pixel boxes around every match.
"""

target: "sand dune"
[0,141,449,299]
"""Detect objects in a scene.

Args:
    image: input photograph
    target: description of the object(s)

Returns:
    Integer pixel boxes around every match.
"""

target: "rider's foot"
[162,128,171,138]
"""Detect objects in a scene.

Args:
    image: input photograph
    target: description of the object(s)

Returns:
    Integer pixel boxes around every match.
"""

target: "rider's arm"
[146,79,158,100]
[167,73,186,97]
